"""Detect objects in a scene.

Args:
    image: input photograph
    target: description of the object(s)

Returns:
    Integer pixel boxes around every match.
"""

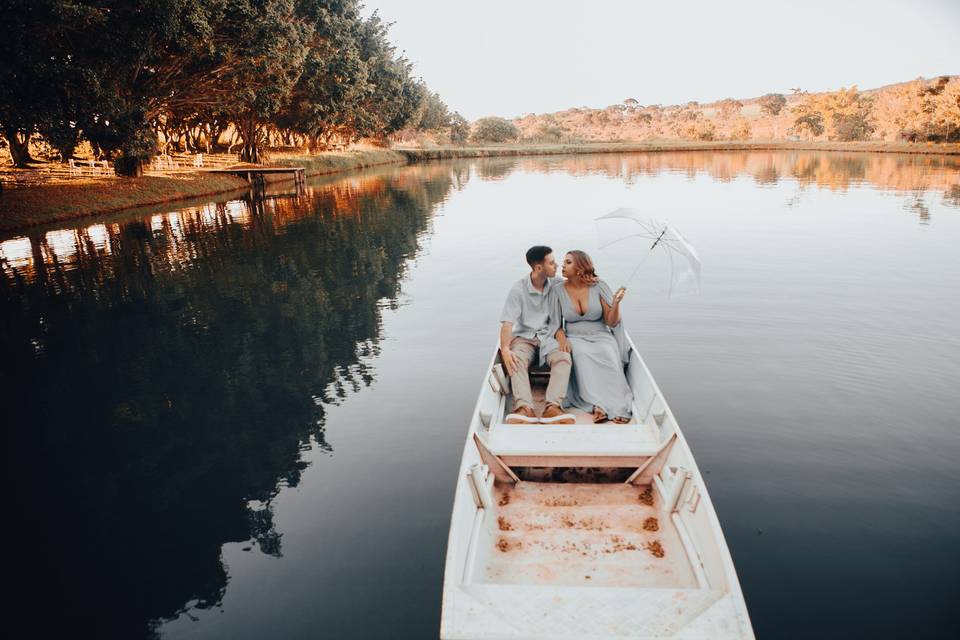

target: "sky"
[362,0,960,120]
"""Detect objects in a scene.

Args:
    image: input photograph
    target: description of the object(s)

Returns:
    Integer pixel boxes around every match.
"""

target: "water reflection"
[1,166,463,638]
[1,150,957,639]
[492,151,960,213]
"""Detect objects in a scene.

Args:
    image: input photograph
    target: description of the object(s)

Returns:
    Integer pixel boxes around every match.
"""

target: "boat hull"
[440,336,754,639]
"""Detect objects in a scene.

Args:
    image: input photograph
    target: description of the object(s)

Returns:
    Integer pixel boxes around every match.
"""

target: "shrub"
[730,119,752,140]
[449,112,469,144]
[695,121,716,141]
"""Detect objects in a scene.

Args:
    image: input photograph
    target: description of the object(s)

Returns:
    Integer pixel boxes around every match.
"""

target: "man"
[499,246,576,424]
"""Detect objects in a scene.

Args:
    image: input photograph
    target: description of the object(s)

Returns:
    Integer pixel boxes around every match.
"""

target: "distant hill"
[507,76,960,144]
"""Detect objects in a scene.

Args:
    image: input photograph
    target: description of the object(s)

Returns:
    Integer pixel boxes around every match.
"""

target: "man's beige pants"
[509,338,572,411]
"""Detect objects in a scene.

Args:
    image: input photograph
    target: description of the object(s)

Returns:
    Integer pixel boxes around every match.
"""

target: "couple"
[499,245,633,425]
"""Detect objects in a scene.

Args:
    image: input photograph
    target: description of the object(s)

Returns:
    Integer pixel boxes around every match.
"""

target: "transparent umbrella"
[594,208,702,297]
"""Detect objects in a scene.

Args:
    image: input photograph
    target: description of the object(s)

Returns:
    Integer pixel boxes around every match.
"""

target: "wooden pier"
[208,166,306,190]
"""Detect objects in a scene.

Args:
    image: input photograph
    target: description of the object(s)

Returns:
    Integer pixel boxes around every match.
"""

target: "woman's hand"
[600,287,625,327]
[557,334,572,353]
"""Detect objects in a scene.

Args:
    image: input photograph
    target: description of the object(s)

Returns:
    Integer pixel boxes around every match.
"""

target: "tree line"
[0,0,459,175]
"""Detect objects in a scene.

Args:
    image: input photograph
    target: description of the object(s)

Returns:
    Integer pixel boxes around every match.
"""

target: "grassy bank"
[273,148,407,175]
[0,148,408,233]
[0,173,250,233]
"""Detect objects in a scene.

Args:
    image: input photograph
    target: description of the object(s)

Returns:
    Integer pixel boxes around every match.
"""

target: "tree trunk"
[3,125,34,167]
[114,155,145,177]
[226,130,239,155]
[237,116,263,164]
[211,124,227,152]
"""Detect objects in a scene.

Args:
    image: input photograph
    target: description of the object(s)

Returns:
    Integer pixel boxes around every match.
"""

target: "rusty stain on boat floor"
[496,538,522,552]
[485,482,697,588]
[638,486,654,506]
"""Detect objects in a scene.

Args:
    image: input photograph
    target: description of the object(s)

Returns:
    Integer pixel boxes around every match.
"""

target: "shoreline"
[0,149,409,234]
[2,141,958,234]
[398,140,960,162]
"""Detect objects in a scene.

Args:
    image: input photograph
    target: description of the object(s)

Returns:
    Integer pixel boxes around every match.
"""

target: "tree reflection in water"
[0,165,464,638]
[515,150,960,218]
[0,150,956,638]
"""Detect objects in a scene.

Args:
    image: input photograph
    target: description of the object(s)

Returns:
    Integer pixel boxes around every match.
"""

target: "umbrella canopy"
[594,208,702,296]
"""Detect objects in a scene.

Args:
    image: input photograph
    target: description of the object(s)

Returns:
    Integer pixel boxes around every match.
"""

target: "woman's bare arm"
[601,287,626,327]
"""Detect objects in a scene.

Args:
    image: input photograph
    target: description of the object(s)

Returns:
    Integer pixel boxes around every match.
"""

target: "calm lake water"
[2,151,959,639]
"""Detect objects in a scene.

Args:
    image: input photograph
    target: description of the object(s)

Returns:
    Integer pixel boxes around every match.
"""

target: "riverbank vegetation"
[509,78,960,145]
[0,0,458,175]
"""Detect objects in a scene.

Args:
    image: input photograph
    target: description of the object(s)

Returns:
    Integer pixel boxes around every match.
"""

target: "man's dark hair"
[525,245,553,267]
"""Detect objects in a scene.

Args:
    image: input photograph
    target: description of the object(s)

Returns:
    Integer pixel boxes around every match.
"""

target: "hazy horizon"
[365,0,960,120]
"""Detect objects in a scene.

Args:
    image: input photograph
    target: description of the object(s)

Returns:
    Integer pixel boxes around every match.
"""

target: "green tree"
[278,0,368,150]
[760,93,787,117]
[0,0,103,166]
[832,110,875,141]
[471,117,518,143]
[1,0,447,171]
[219,0,312,163]
[79,0,252,174]
[416,90,451,131]
[792,112,825,138]
[347,12,423,141]
[449,112,469,144]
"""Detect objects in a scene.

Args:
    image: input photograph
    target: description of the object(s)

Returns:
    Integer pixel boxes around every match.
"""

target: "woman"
[551,250,633,423]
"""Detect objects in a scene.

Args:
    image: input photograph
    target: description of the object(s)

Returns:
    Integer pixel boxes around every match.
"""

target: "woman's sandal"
[592,407,608,424]
[612,416,630,424]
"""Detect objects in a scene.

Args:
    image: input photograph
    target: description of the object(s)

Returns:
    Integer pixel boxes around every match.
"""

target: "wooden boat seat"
[487,422,661,466]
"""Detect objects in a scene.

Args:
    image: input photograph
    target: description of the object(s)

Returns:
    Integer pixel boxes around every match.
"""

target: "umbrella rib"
[666,244,676,299]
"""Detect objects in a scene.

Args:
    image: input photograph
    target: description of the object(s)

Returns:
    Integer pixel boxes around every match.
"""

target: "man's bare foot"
[592,407,608,423]
[541,404,576,424]
[506,405,538,424]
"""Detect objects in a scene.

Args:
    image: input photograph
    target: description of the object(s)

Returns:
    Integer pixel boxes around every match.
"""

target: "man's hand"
[501,346,518,377]
[499,322,517,376]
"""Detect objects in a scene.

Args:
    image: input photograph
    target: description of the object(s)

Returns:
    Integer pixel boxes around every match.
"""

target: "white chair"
[193,153,204,168]
[68,159,81,176]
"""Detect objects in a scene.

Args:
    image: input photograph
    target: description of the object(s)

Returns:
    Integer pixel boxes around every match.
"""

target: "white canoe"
[440,334,754,639]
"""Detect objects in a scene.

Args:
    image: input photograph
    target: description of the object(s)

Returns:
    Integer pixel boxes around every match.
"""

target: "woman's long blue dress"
[551,280,634,421]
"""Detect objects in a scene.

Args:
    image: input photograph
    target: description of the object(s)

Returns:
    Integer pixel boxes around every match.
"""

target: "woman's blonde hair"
[568,250,599,285]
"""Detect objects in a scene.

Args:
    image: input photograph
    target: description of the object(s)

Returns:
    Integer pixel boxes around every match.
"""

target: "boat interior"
[442,350,752,638]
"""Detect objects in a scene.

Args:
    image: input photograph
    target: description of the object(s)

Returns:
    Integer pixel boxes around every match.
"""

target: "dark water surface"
[2,151,959,639]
